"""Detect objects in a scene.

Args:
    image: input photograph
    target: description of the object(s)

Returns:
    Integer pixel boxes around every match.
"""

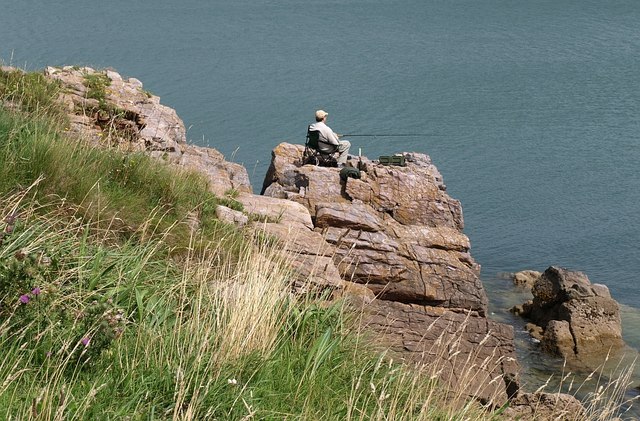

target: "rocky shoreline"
[511,267,624,366]
[16,65,636,417]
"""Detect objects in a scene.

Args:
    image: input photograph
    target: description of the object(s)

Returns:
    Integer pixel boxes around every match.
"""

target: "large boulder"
[179,145,252,197]
[262,143,485,312]
[260,142,518,405]
[516,266,623,361]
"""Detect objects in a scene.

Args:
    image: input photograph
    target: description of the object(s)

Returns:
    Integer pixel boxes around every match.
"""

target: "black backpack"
[339,166,361,182]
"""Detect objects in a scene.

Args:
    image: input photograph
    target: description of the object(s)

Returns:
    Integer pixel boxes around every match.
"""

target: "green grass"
[0,194,427,420]
[0,67,244,244]
[83,72,111,105]
[0,67,66,119]
[0,100,491,419]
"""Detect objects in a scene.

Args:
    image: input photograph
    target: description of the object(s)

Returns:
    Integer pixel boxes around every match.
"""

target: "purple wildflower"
[80,337,90,347]
[19,294,30,304]
[4,213,17,225]
[31,287,41,296]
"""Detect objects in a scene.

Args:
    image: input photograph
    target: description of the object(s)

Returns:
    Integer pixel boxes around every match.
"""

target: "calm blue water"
[3,0,640,378]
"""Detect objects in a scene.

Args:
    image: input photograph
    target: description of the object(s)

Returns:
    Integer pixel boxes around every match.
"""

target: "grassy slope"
[0,67,633,420]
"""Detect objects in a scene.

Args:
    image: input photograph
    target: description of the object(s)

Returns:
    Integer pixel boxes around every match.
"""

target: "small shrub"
[139,88,153,98]
[0,213,59,319]
[82,72,111,106]
[224,188,240,199]
[216,196,244,212]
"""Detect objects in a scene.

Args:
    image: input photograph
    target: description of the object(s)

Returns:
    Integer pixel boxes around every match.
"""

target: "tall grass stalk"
[559,353,639,420]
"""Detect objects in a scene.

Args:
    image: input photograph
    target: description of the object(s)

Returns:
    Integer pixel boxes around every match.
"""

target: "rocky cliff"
[39,66,519,407]
[258,143,519,406]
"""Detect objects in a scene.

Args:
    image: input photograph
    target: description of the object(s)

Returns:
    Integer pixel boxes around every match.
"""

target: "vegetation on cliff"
[0,67,635,420]
[0,66,493,420]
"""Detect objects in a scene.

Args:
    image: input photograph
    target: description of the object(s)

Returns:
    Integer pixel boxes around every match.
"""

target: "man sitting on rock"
[308,110,351,166]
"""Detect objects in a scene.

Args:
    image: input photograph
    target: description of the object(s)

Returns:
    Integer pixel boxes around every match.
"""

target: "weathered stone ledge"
[40,66,253,198]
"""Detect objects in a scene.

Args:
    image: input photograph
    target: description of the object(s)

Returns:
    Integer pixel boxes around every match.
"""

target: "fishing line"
[340,133,441,137]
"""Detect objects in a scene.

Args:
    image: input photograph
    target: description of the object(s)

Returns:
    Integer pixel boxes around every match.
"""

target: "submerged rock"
[511,270,541,289]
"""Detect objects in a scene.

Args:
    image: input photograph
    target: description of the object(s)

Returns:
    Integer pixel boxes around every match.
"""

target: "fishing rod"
[340,133,441,137]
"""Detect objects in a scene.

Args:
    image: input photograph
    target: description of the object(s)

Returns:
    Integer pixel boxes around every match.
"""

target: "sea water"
[3,0,640,396]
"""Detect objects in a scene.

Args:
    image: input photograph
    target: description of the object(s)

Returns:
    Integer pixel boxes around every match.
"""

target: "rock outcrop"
[43,66,251,197]
[513,266,623,362]
[36,66,345,295]
[260,142,519,406]
[262,144,485,311]
[237,192,346,294]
